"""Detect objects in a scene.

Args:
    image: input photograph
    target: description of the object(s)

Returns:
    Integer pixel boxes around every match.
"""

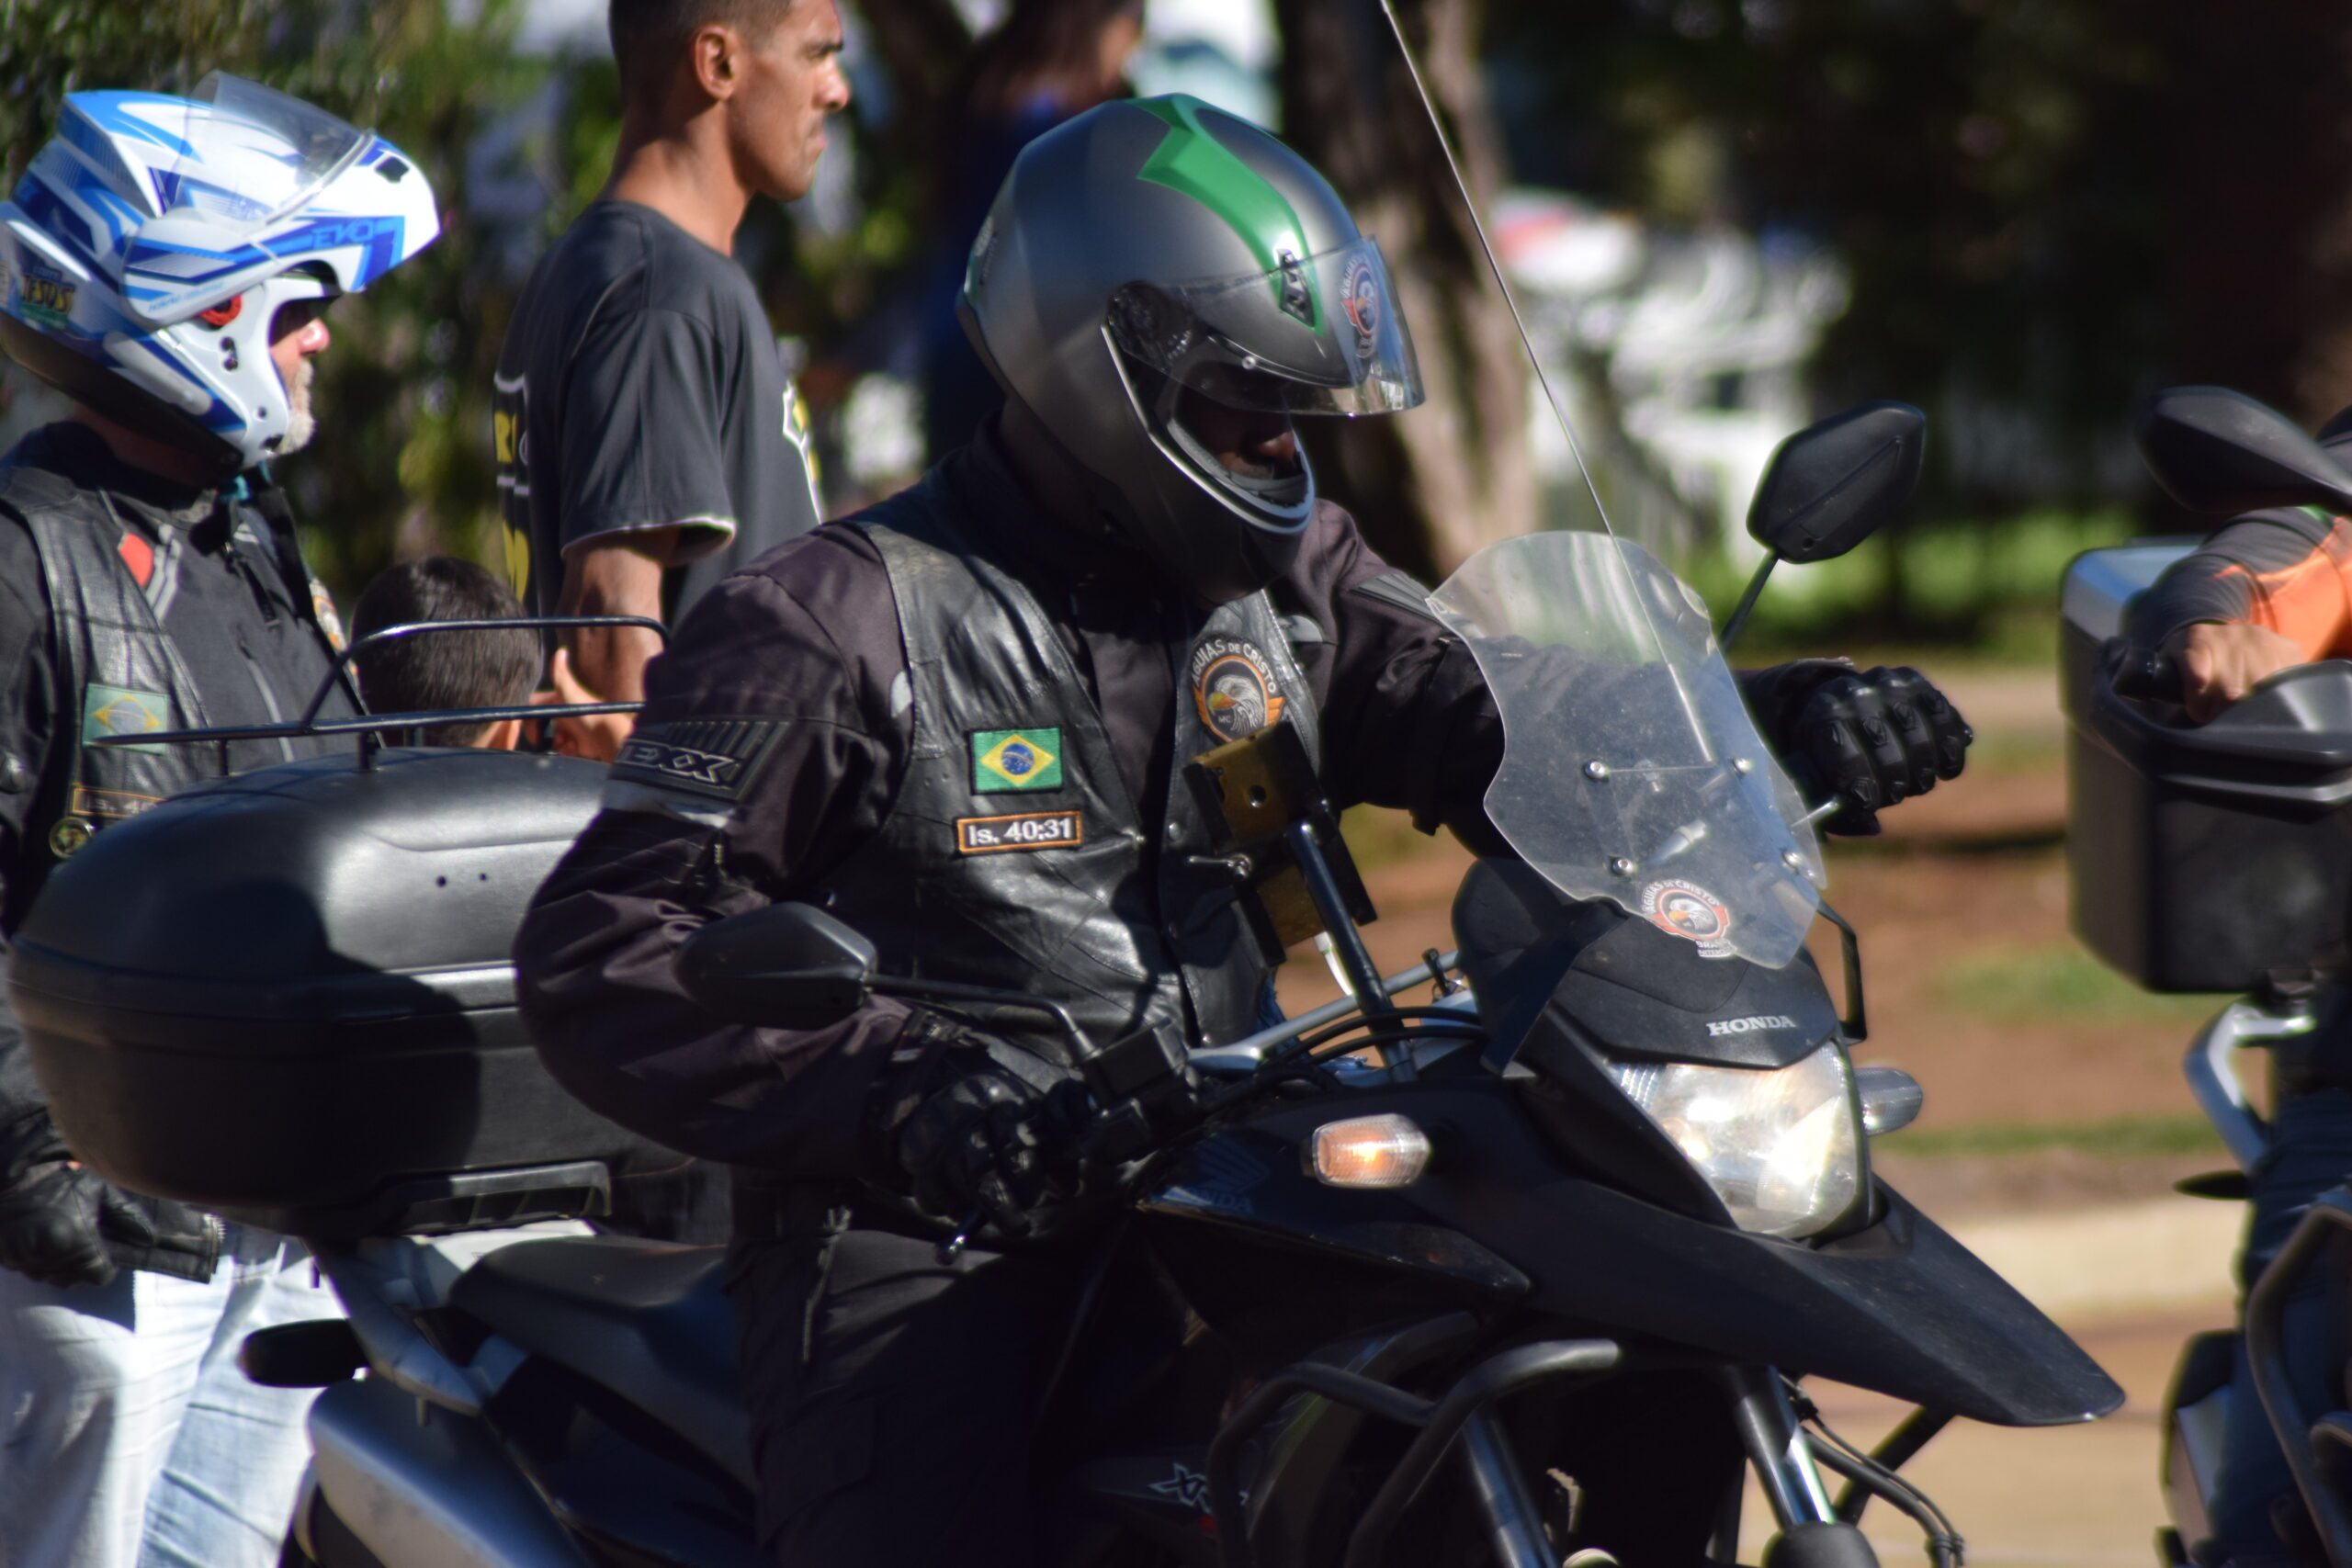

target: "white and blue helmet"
[0,73,438,472]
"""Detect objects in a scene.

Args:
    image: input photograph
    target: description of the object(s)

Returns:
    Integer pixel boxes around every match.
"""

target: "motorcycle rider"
[514,96,1973,1563]
[2136,411,2352,725]
[0,78,437,1568]
[2132,420,2352,1565]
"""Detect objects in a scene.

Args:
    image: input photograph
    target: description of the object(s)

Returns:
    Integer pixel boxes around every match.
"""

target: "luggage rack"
[85,615,662,770]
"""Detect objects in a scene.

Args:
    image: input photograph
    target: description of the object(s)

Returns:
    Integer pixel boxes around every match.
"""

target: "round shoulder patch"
[1189,635,1287,745]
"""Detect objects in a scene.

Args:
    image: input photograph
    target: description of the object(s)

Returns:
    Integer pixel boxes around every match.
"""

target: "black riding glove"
[0,1160,155,1290]
[1782,665,1972,835]
[894,1060,1092,1240]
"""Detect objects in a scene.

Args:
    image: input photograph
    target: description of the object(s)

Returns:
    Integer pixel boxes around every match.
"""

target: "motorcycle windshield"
[1428,529,1825,968]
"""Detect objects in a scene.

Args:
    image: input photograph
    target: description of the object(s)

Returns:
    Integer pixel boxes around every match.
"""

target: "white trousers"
[0,1226,338,1568]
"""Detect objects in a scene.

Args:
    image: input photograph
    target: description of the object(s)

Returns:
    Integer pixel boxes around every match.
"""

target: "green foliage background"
[0,0,2338,639]
[1492,0,2170,516]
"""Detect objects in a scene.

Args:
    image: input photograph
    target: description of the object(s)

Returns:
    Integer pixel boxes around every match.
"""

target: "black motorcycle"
[2065,385,2352,1568]
[11,402,2120,1568]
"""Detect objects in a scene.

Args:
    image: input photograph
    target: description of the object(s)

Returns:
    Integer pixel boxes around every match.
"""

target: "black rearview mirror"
[1747,400,1927,565]
[2135,385,2352,517]
[676,903,876,1030]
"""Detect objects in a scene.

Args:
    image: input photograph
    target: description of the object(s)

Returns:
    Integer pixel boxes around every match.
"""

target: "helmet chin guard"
[960,95,1420,606]
[1107,343,1315,604]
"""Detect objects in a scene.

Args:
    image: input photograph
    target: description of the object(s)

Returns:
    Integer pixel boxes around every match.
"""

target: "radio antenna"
[1375,0,1618,543]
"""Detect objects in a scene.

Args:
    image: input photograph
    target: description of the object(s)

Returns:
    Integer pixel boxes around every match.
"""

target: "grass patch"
[1891,1111,2223,1161]
[1934,942,2222,1024]
[1679,506,2139,658]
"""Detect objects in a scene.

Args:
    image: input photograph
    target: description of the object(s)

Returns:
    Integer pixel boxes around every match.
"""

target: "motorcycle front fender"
[1238,1082,2123,1428]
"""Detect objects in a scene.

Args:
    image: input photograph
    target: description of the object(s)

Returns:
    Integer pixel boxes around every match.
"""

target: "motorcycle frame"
[277,803,2019,1568]
[2184,993,2315,1173]
[2158,974,2351,1563]
[305,1223,1960,1568]
[2246,1188,2352,1568]
[2171,985,2345,1568]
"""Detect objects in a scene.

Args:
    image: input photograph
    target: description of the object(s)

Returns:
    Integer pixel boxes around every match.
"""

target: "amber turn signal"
[1307,1113,1432,1190]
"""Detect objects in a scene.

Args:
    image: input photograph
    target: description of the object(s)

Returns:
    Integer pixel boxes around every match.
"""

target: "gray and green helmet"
[959,95,1423,604]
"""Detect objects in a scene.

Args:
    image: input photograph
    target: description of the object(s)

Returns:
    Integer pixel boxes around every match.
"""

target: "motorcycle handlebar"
[2109,644,2185,703]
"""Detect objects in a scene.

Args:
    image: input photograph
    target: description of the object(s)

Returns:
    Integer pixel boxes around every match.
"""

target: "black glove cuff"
[1738,658,1858,748]
[858,1009,974,1180]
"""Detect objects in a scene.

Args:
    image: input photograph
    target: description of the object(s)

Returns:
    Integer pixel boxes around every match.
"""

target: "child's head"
[349,557,540,749]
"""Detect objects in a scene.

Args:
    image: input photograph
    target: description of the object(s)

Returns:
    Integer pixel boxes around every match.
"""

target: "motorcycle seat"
[449,1235,753,1490]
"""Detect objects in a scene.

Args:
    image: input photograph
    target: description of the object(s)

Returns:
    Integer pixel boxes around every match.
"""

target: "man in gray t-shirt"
[492,0,847,1244]
[497,200,822,624]
[493,0,848,759]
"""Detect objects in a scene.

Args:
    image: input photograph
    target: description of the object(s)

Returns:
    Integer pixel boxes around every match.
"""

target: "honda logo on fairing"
[1705,1015,1799,1037]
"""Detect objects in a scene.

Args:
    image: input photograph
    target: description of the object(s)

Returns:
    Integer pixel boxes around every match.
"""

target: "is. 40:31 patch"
[956,810,1082,854]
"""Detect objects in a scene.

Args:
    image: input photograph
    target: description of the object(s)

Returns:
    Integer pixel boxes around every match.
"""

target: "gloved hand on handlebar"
[1777,664,1972,835]
[876,1017,1093,1239]
[0,1158,154,1290]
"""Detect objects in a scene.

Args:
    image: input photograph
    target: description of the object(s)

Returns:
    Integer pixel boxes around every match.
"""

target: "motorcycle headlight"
[1606,1043,1861,1239]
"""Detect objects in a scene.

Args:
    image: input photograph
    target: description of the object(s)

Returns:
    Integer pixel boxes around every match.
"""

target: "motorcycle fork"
[1721,1365,1837,1530]
[1445,1365,1840,1568]
[1453,1409,1558,1568]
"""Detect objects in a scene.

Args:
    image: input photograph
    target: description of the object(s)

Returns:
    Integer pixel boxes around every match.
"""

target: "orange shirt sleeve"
[2132,509,2352,660]
[2216,515,2352,658]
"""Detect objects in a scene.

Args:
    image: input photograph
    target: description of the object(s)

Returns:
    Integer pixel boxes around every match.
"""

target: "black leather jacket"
[0,423,351,1279]
[514,428,1855,1199]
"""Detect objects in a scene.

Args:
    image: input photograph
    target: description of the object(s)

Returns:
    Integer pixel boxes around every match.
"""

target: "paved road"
[1743,1302,2233,1568]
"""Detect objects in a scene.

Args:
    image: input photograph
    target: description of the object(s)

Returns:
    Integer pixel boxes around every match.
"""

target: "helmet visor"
[163,74,372,227]
[1108,236,1424,416]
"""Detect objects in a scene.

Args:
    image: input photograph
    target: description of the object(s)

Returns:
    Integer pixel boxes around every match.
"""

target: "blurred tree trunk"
[844,0,971,163]
[1272,0,1533,582]
[2157,1,2352,427]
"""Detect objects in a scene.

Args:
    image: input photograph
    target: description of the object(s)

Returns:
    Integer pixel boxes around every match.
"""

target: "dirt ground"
[1741,1303,2227,1568]
[1272,665,2229,1215]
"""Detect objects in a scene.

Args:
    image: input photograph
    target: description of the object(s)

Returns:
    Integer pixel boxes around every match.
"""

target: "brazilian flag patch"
[81,683,170,753]
[971,728,1064,792]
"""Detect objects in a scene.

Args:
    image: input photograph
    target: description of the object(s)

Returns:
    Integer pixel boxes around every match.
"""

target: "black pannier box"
[2062,545,2352,992]
[7,748,676,1238]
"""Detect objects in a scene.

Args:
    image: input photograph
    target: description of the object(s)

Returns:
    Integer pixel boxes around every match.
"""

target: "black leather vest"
[820,500,1321,1063]
[0,463,344,872]
[0,458,350,1278]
